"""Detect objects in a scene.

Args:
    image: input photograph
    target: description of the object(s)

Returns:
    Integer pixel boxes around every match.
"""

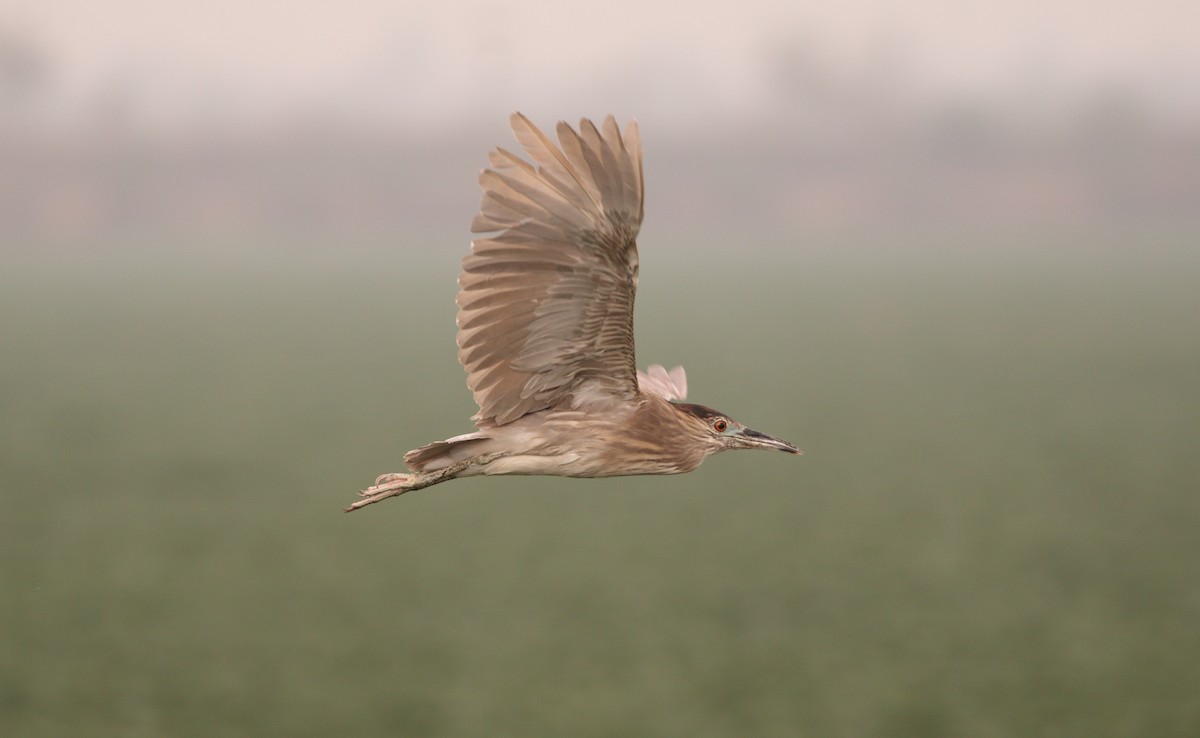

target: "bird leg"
[344,453,501,512]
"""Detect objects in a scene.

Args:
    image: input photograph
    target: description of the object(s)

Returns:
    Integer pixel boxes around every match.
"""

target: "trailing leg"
[343,453,499,512]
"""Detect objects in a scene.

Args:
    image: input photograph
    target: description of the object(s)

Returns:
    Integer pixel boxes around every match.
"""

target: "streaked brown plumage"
[346,114,799,512]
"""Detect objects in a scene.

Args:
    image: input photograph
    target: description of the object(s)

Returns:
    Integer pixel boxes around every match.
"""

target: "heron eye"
[713,419,728,432]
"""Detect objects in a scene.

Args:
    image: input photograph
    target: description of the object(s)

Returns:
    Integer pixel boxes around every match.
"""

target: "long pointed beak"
[737,427,803,454]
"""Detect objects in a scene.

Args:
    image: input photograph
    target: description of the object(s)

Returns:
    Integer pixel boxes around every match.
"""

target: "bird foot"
[374,472,409,486]
[344,473,413,512]
[344,454,498,513]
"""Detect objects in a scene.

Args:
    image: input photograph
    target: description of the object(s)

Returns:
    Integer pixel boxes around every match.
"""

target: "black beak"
[738,427,802,454]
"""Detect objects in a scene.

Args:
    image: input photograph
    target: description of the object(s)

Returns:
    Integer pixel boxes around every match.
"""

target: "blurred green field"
[2,232,1199,737]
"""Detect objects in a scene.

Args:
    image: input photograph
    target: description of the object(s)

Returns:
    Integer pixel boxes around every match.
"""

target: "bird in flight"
[346,114,799,512]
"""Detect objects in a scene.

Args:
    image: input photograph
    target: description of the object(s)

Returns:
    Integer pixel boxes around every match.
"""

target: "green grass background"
[2,230,1198,736]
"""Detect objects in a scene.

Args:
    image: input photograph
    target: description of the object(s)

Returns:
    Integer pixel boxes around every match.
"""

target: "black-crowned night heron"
[346,114,799,512]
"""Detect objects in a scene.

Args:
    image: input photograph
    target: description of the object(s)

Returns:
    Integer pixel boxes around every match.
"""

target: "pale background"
[3,0,1198,246]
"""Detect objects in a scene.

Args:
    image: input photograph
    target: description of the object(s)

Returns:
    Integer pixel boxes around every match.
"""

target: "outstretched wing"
[637,364,688,402]
[456,113,645,426]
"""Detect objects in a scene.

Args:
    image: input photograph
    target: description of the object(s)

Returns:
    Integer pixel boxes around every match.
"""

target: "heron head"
[674,403,802,455]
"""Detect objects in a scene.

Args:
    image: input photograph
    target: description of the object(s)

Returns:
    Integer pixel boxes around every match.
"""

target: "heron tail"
[404,432,491,472]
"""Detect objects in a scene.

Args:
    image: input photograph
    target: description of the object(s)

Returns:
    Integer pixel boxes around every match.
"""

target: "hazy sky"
[5,0,1198,127]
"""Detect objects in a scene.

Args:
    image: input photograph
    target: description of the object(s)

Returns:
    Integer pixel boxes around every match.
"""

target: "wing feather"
[637,364,688,402]
[457,114,645,425]
[509,113,602,214]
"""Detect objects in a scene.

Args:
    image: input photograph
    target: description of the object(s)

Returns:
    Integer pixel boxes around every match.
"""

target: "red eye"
[713,419,728,432]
